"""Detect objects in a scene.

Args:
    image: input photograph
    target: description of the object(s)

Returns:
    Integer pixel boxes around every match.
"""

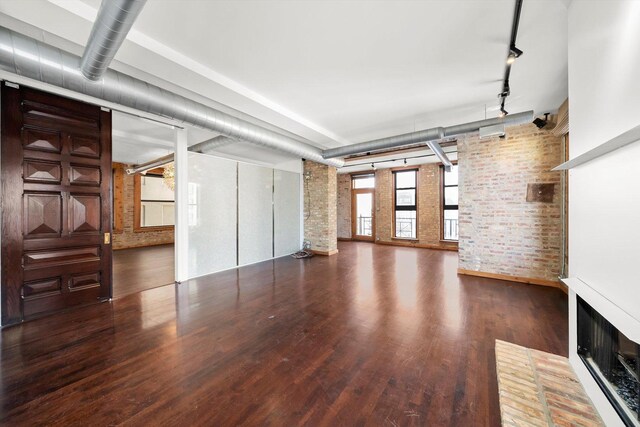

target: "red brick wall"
[457,123,562,282]
[112,163,175,250]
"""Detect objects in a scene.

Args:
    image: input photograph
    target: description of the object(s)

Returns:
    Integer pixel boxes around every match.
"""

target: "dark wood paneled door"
[1,84,112,325]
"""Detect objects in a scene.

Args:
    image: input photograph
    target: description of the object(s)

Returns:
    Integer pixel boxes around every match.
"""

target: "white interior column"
[174,127,189,283]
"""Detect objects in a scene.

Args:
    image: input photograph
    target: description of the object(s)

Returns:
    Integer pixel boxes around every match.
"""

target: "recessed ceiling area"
[0,0,568,159]
[111,111,302,166]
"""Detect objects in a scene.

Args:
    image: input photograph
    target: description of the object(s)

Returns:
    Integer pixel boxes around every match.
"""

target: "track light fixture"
[371,162,375,169]
[404,158,407,165]
[507,45,523,64]
[497,0,523,120]
[510,45,523,58]
[533,112,550,129]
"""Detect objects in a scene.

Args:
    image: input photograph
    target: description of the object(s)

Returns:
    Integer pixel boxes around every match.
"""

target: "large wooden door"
[1,84,112,324]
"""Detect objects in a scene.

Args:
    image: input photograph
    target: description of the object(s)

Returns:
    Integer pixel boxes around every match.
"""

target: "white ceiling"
[0,0,569,165]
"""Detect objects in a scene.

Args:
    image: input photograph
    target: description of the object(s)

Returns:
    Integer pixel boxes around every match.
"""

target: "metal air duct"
[126,154,173,175]
[0,27,344,168]
[322,111,533,159]
[426,141,453,171]
[80,0,147,81]
[188,135,236,153]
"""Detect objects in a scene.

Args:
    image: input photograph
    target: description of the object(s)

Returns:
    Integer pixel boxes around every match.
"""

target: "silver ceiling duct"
[126,154,173,175]
[126,135,248,174]
[188,135,236,153]
[426,141,453,171]
[0,27,345,168]
[323,127,444,159]
[322,111,534,159]
[80,0,147,81]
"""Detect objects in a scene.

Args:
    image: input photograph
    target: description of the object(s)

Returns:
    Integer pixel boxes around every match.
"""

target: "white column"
[174,127,189,283]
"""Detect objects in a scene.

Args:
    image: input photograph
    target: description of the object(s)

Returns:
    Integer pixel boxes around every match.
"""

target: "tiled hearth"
[496,340,604,426]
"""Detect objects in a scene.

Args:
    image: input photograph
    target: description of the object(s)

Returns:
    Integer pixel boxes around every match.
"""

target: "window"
[135,173,175,229]
[351,174,375,239]
[442,164,458,240]
[394,169,417,239]
[352,173,375,189]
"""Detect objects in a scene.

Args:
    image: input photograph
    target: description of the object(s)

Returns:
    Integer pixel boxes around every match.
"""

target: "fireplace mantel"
[562,277,640,344]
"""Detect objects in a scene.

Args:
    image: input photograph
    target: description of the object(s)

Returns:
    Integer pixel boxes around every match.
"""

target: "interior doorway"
[351,173,375,241]
[110,111,179,299]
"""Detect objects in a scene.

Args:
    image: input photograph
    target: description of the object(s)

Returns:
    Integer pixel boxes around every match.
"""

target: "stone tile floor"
[496,340,604,426]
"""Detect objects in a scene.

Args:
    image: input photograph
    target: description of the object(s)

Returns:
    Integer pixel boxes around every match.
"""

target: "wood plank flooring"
[0,242,568,426]
[112,244,175,299]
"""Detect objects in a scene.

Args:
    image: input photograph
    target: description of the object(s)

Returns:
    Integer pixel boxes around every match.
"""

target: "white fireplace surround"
[563,277,640,427]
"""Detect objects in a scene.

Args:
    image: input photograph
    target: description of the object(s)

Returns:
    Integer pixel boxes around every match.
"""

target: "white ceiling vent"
[479,124,506,139]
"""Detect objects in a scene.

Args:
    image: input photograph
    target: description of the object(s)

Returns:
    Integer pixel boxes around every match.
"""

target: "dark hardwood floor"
[0,242,567,426]
[112,244,175,299]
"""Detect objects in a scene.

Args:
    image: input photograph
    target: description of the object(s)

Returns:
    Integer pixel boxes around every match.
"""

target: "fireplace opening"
[577,296,640,426]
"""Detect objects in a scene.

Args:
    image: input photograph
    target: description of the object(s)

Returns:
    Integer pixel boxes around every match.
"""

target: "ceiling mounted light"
[510,45,523,58]
[499,108,509,118]
[371,162,375,169]
[533,112,550,129]
[404,158,407,165]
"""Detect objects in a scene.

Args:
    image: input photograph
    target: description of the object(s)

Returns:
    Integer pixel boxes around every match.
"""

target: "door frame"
[351,188,375,242]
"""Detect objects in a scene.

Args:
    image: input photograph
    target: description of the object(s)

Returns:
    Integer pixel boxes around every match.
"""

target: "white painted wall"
[568,2,640,425]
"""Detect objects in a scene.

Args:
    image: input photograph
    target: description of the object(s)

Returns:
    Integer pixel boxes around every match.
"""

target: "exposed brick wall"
[112,163,174,250]
[417,163,443,244]
[337,173,351,238]
[303,161,338,253]
[374,169,393,242]
[457,123,562,282]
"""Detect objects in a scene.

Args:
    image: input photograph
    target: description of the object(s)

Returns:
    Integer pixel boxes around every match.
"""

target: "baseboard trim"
[311,249,339,256]
[113,241,175,251]
[337,237,352,241]
[376,240,458,252]
[457,268,568,293]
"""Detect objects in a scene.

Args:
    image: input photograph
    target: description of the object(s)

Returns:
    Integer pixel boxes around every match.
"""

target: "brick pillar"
[303,160,338,255]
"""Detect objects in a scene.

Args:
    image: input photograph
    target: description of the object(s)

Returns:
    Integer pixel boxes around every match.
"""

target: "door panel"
[1,84,112,324]
[351,189,375,241]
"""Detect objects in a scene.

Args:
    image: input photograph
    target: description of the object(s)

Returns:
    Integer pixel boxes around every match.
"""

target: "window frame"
[392,168,418,240]
[134,169,175,233]
[350,172,376,241]
[440,162,459,242]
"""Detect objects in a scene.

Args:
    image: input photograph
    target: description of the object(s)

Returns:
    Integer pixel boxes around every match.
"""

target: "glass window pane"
[187,153,237,278]
[353,175,375,189]
[395,170,416,188]
[274,170,301,257]
[141,201,174,226]
[355,193,373,236]
[396,189,416,206]
[444,164,458,186]
[444,187,458,206]
[238,163,273,266]
[141,175,174,201]
[395,211,416,239]
[443,209,459,240]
